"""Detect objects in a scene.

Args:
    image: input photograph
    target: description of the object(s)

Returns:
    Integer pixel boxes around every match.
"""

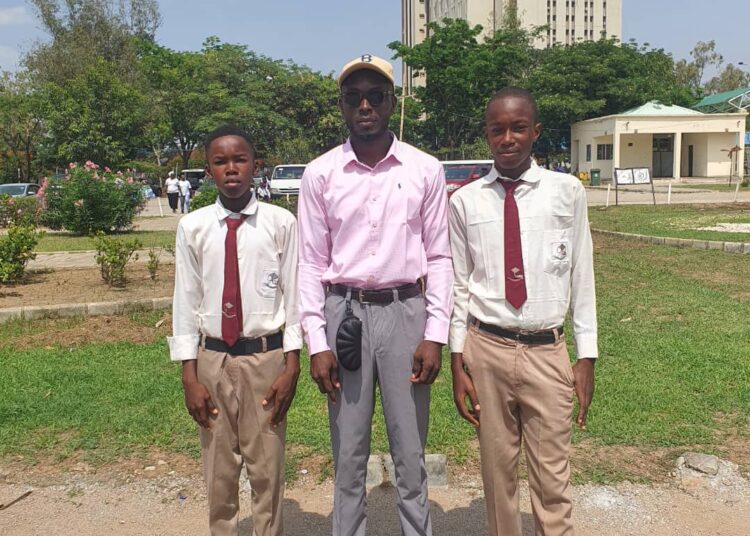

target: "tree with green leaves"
[704,64,750,94]
[43,58,148,167]
[26,0,161,85]
[0,72,45,182]
[528,39,695,154]
[390,18,537,153]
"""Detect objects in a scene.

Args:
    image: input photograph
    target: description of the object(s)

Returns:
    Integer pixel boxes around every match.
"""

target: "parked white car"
[269,165,306,198]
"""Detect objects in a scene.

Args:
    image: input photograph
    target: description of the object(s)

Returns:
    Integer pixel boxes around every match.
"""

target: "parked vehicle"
[181,169,205,193]
[0,183,41,197]
[144,177,162,197]
[269,165,306,198]
[441,160,494,196]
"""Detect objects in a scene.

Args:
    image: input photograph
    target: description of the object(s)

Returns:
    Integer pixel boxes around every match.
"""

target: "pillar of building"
[612,129,620,178]
[673,132,682,182]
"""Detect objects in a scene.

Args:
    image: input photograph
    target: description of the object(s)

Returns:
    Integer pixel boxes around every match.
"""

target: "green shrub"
[0,225,44,284]
[268,195,298,217]
[189,186,219,212]
[189,188,298,217]
[39,162,145,235]
[146,245,174,282]
[0,194,43,228]
[93,232,142,287]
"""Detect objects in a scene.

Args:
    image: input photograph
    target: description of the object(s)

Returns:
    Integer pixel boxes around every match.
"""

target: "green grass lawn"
[2,236,749,482]
[674,183,749,192]
[36,230,176,252]
[589,203,750,242]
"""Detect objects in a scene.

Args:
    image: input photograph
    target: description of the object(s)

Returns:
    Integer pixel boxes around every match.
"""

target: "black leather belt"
[475,321,562,345]
[328,280,423,304]
[204,332,283,355]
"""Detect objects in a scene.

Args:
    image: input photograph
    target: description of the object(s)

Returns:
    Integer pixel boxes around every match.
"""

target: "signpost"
[614,167,656,206]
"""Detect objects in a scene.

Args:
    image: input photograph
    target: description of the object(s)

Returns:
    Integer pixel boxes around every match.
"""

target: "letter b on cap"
[361,54,372,62]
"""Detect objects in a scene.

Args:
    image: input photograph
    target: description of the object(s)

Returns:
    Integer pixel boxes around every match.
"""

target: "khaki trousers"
[197,345,287,536]
[463,324,575,536]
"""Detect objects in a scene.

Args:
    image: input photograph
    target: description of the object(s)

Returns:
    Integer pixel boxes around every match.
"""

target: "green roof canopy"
[694,87,750,113]
[621,100,703,116]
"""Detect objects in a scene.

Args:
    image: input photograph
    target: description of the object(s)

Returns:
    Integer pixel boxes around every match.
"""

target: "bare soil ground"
[0,265,174,309]
[1,458,748,536]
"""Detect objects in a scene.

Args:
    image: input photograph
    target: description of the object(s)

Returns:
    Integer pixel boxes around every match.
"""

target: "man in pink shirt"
[298,55,453,536]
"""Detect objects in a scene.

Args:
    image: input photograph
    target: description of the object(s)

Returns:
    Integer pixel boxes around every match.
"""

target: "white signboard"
[614,168,634,185]
[632,167,651,185]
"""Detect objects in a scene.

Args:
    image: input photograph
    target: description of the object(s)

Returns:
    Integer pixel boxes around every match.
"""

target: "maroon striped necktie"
[501,180,527,309]
[222,215,247,346]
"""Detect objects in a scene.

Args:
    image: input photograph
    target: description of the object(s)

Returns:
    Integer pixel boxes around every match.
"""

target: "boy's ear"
[254,159,260,176]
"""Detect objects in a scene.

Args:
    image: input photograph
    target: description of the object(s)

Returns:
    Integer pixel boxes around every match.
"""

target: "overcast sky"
[1,0,747,81]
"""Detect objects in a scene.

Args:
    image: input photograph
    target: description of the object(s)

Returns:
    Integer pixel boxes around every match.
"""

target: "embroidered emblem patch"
[552,242,568,261]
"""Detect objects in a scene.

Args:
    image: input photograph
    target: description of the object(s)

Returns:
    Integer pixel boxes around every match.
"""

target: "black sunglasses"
[341,89,393,108]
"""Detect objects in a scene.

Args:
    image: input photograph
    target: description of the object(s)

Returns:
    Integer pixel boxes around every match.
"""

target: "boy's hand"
[451,353,480,427]
[182,359,218,429]
[263,351,301,426]
[310,350,340,403]
[573,358,596,431]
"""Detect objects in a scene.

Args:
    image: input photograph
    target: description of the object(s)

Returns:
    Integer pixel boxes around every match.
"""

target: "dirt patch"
[0,313,172,350]
[0,265,174,309]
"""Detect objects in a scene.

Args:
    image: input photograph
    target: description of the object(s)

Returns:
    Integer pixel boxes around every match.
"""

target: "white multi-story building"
[401,1,621,91]
[423,0,622,47]
[401,0,428,95]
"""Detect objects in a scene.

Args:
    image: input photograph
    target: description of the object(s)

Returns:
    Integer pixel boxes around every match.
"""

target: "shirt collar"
[341,132,402,170]
[214,192,258,221]
[482,159,540,185]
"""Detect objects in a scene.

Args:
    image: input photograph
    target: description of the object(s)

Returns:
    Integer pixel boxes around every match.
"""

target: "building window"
[597,143,613,160]
[586,144,592,162]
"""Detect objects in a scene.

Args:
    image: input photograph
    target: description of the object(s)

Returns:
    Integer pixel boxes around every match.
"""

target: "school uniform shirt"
[178,179,191,198]
[168,195,302,361]
[448,164,598,359]
[298,135,454,355]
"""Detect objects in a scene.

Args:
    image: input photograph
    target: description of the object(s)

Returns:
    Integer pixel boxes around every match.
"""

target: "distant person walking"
[165,171,179,213]
[178,175,191,213]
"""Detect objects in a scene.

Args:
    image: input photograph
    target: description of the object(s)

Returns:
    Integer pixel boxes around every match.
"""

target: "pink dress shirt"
[298,136,454,355]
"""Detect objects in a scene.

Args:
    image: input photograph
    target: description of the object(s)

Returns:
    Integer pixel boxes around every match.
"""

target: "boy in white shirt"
[169,126,301,536]
[178,175,192,213]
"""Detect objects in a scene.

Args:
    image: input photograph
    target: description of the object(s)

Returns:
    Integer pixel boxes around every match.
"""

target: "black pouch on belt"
[336,291,362,371]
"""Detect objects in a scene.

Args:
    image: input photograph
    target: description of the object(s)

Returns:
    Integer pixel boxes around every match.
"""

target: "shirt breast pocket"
[257,265,280,300]
[543,229,572,277]
[467,216,502,294]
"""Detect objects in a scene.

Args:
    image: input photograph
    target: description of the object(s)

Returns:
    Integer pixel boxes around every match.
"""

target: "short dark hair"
[486,87,539,123]
[203,126,256,158]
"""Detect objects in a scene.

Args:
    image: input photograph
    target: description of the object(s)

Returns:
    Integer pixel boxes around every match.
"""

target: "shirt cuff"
[168,334,201,362]
[449,328,467,354]
[305,328,330,356]
[574,334,598,359]
[282,323,303,353]
[424,318,449,346]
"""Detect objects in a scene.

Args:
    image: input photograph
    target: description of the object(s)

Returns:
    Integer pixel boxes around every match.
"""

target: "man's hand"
[451,353,480,426]
[572,358,596,430]
[411,340,442,384]
[263,351,301,427]
[310,350,340,403]
[182,360,217,429]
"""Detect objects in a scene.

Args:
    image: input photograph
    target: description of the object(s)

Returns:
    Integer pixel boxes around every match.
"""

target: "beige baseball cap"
[338,54,395,86]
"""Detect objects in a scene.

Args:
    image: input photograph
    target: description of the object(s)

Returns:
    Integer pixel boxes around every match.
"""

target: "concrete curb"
[592,229,750,254]
[366,454,448,489]
[0,296,171,324]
